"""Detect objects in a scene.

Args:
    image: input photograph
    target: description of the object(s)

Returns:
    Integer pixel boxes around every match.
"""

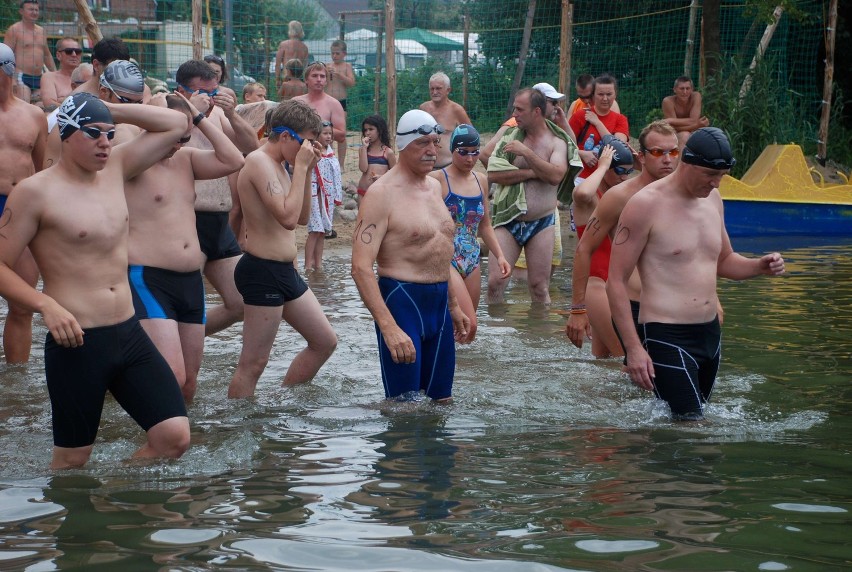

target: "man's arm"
[565,190,622,347]
[188,107,245,180]
[30,108,47,172]
[39,72,60,108]
[330,99,346,144]
[662,94,703,131]
[573,146,612,207]
[41,36,56,71]
[0,184,83,346]
[714,195,785,279]
[337,63,356,88]
[350,193,416,364]
[109,102,187,179]
[502,137,568,186]
[213,94,259,154]
[607,196,655,390]
[479,124,509,167]
[453,102,472,127]
[274,43,284,86]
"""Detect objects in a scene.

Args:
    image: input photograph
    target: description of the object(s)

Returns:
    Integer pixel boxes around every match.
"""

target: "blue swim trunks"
[503,212,556,247]
[20,73,41,90]
[376,277,455,401]
[0,194,7,213]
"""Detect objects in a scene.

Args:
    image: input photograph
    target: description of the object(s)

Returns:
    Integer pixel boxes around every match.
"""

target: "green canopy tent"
[395,28,464,52]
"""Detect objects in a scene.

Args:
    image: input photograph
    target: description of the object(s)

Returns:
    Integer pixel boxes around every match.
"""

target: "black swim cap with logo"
[56,93,114,141]
[682,127,735,170]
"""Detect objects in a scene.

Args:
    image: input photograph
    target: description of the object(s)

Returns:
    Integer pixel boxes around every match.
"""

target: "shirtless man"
[274,20,309,91]
[608,127,785,420]
[278,59,307,101]
[566,121,680,356]
[351,109,469,402]
[0,42,47,364]
[175,59,258,336]
[4,0,55,106]
[0,92,190,468]
[125,93,244,402]
[294,62,346,168]
[73,37,153,103]
[228,100,337,398]
[486,88,568,304]
[39,38,81,110]
[662,76,709,148]
[419,72,471,169]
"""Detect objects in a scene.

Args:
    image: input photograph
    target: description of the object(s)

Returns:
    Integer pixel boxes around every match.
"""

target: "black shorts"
[339,98,347,111]
[129,265,206,324]
[641,317,722,420]
[44,317,187,448]
[195,211,242,261]
[234,252,309,307]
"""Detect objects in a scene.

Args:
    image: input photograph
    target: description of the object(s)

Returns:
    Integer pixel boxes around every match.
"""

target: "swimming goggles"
[613,166,634,176]
[455,148,480,157]
[397,124,445,137]
[271,125,304,144]
[80,125,116,140]
[682,147,735,170]
[644,147,680,158]
[177,83,219,98]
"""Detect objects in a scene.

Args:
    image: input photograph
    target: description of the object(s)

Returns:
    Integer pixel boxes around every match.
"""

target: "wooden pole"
[698,16,705,88]
[192,0,203,61]
[817,0,837,165]
[264,18,270,86]
[386,0,397,148]
[558,0,572,110]
[340,14,346,41]
[684,0,699,77]
[738,5,783,104]
[71,0,102,45]
[375,12,383,115]
[506,0,536,118]
[462,14,470,111]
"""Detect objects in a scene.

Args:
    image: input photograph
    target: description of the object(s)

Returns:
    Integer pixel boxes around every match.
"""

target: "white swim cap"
[0,43,15,77]
[396,109,442,151]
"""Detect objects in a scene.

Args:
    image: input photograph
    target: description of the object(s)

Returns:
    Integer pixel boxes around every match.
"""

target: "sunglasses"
[106,84,142,104]
[644,147,680,158]
[178,83,219,98]
[455,148,480,156]
[178,135,192,144]
[398,124,445,137]
[80,125,115,140]
[60,48,83,55]
[613,166,634,176]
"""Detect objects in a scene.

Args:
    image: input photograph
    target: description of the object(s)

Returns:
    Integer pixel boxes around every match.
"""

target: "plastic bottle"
[583,134,595,151]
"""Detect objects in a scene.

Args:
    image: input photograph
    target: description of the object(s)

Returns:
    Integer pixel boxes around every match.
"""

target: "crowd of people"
[1,3,786,469]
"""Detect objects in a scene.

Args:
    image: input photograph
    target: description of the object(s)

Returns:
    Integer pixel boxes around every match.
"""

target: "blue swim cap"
[450,124,480,152]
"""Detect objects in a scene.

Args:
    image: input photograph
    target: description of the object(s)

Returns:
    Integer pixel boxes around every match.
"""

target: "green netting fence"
[0,0,832,172]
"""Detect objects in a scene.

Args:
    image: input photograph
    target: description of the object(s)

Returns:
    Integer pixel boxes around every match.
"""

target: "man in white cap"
[0,41,47,363]
[419,72,472,169]
[608,127,785,421]
[351,109,469,403]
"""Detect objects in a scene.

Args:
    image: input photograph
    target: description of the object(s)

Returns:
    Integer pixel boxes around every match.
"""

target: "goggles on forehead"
[397,124,445,137]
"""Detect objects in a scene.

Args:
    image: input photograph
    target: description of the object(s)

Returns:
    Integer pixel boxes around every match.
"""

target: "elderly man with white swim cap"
[0,41,47,364]
[351,109,469,403]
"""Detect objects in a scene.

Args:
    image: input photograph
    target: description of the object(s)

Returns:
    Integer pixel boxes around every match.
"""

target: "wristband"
[569,309,587,315]
[192,112,204,126]
[569,304,586,310]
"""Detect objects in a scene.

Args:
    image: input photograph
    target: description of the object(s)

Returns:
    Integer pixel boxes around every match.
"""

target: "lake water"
[0,233,850,571]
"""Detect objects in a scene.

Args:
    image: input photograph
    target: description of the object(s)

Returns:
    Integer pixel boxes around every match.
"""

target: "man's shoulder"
[419,101,434,112]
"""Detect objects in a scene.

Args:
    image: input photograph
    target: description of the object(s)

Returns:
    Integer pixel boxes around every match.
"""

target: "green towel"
[487,120,580,228]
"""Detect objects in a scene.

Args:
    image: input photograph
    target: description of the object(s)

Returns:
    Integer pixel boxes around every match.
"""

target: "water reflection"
[0,237,850,570]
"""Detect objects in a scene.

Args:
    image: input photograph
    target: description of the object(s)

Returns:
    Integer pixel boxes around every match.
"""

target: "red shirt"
[569,108,629,179]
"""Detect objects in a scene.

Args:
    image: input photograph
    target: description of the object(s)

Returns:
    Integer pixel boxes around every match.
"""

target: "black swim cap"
[598,134,633,169]
[682,127,735,170]
[57,93,114,141]
[450,124,480,152]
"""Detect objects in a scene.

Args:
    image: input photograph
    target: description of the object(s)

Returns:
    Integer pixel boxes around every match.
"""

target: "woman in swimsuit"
[357,115,396,196]
[429,124,511,343]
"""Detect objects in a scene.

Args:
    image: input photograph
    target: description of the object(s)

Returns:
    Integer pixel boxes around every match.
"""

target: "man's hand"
[296,139,323,170]
[42,300,84,348]
[625,347,655,391]
[382,324,416,364]
[503,140,531,158]
[213,91,237,118]
[450,305,470,344]
[565,312,592,349]
[760,252,785,275]
[185,89,212,116]
[698,116,710,128]
[579,149,598,168]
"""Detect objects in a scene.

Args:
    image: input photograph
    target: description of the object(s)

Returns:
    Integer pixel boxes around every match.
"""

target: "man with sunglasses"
[174,59,258,338]
[0,42,47,364]
[0,92,192,467]
[352,109,469,403]
[125,93,244,402]
[607,127,785,421]
[4,0,55,107]
[566,121,680,356]
[228,100,338,398]
[40,38,82,110]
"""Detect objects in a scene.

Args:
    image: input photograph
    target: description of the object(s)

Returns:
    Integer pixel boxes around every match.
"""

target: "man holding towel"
[486,87,570,304]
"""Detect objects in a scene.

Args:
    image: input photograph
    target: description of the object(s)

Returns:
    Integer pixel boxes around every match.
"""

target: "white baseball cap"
[533,82,565,100]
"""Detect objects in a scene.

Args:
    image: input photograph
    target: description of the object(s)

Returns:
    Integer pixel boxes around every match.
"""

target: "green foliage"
[702,55,817,177]
[368,0,465,30]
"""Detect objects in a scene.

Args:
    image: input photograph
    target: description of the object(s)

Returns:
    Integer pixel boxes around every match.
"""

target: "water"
[0,234,850,571]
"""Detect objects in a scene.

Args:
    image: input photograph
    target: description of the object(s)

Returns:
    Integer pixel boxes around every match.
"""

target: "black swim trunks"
[234,252,309,307]
[44,317,187,448]
[641,317,722,420]
[128,265,206,324]
[195,211,242,261]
